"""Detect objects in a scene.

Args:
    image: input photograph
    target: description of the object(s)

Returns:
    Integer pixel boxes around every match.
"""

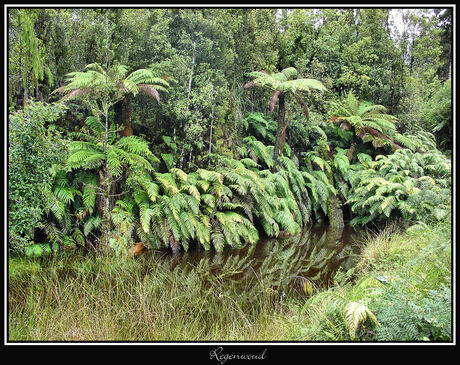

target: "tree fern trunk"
[273,92,285,170]
[326,164,344,228]
[279,111,292,157]
[100,108,111,251]
[170,235,181,254]
[328,193,344,228]
[121,95,132,137]
[347,141,357,162]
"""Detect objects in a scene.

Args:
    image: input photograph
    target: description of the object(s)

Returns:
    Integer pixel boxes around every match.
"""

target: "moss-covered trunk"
[328,193,344,228]
[326,164,344,228]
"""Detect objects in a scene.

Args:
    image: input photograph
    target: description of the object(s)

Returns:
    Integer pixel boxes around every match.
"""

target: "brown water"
[139,224,363,292]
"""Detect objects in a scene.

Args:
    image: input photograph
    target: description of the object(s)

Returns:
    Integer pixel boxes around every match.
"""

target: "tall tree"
[148,9,234,170]
[8,9,53,106]
[54,62,168,248]
[434,8,452,80]
[244,67,326,168]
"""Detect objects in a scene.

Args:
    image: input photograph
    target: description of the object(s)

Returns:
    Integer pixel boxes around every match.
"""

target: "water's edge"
[140,224,363,290]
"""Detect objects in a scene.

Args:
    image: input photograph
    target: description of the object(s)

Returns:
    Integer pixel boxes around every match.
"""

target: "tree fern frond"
[68,150,105,170]
[84,215,102,236]
[345,301,379,340]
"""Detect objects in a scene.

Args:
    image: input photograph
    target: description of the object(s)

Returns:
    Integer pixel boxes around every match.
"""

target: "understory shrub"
[8,101,68,251]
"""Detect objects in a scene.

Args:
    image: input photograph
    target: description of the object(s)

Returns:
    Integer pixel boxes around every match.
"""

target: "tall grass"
[8,221,451,342]
[8,253,288,341]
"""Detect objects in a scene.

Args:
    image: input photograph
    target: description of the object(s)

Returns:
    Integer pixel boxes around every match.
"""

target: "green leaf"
[161,153,174,170]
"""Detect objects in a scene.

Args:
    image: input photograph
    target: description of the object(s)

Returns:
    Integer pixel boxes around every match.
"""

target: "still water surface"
[139,224,363,291]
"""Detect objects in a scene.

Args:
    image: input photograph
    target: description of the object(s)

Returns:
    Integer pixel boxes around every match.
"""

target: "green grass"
[8,253,287,341]
[8,220,452,342]
[295,220,452,341]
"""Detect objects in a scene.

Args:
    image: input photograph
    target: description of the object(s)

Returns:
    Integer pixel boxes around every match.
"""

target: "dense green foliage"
[8,7,452,254]
[8,102,68,250]
[422,79,452,150]
[347,148,451,225]
[7,7,452,343]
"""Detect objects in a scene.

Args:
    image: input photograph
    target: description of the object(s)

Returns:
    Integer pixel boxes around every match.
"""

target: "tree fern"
[245,67,326,166]
[347,148,451,225]
[330,91,400,155]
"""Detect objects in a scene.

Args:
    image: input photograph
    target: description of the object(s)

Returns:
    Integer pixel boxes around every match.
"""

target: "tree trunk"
[208,117,214,156]
[273,92,285,169]
[188,41,196,98]
[188,149,193,170]
[446,44,452,80]
[326,159,344,228]
[179,144,185,169]
[120,95,132,137]
[208,96,216,165]
[23,70,29,107]
[328,193,344,228]
[170,235,181,255]
[347,141,357,162]
[279,111,292,157]
[99,109,111,250]
[325,226,344,246]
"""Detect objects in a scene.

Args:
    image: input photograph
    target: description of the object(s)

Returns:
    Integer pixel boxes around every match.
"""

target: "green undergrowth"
[290,220,452,341]
[8,220,452,342]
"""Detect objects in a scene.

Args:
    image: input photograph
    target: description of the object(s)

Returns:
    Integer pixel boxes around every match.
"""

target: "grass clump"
[8,253,286,341]
[294,220,452,342]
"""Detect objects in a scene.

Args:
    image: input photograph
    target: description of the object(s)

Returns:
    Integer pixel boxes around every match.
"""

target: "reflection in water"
[142,225,362,294]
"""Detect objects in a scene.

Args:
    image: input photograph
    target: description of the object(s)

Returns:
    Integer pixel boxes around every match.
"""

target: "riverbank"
[284,220,452,341]
[8,220,452,342]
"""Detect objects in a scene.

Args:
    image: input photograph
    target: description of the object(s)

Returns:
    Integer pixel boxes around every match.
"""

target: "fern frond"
[344,301,379,340]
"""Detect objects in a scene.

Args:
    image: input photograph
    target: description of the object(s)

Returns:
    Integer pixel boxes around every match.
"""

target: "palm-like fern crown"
[68,117,159,177]
[245,67,326,113]
[53,62,170,103]
[246,67,327,95]
[330,91,398,147]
